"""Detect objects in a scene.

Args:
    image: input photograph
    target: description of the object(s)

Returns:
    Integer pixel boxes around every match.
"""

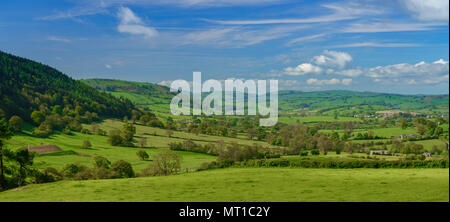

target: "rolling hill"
[81,78,174,113]
[81,78,449,116]
[0,51,136,122]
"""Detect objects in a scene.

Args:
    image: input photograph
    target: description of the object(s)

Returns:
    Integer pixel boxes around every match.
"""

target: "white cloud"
[433,59,448,64]
[284,63,322,76]
[313,50,352,68]
[401,0,449,22]
[306,78,352,85]
[105,64,112,69]
[47,36,71,43]
[365,60,449,78]
[117,7,158,38]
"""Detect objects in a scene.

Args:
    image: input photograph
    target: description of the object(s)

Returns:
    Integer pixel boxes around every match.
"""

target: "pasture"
[0,168,447,202]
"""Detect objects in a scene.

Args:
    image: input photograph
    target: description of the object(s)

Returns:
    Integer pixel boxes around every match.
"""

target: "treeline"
[0,50,138,135]
[169,140,282,160]
[399,116,448,139]
[202,158,449,170]
[38,152,183,182]
[0,148,183,191]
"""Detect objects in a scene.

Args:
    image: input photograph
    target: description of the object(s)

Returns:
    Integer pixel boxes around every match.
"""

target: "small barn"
[369,150,389,155]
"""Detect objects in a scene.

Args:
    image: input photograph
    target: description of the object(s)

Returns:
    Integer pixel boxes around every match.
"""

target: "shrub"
[30,169,56,183]
[299,151,309,156]
[62,163,88,179]
[136,150,149,161]
[81,128,90,134]
[93,156,111,169]
[108,130,124,146]
[142,152,181,176]
[32,122,52,138]
[62,127,72,135]
[311,150,320,155]
[9,116,24,132]
[111,160,134,178]
[74,168,94,180]
[43,167,63,181]
[82,140,92,149]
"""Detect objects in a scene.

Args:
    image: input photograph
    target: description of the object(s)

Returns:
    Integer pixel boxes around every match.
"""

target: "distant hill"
[81,79,174,113]
[81,78,449,116]
[0,51,135,121]
[278,90,449,115]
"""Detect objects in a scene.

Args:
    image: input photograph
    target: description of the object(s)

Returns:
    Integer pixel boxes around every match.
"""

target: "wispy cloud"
[331,42,420,48]
[38,0,283,20]
[286,34,327,46]
[47,36,71,43]
[206,3,382,25]
[181,25,308,47]
[306,78,353,86]
[341,22,438,33]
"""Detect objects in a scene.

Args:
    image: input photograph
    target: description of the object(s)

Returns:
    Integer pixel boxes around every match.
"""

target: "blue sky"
[0,0,448,94]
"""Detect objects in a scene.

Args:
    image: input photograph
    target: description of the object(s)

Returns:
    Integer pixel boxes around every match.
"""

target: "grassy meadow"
[6,120,219,172]
[0,168,447,202]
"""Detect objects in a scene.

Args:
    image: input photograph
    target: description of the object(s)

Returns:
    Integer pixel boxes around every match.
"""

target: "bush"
[82,140,92,149]
[136,150,149,161]
[30,167,62,184]
[9,115,24,132]
[141,152,181,176]
[63,127,72,135]
[81,128,90,134]
[299,151,309,156]
[111,160,134,178]
[93,156,111,169]
[62,163,89,179]
[43,167,63,181]
[74,168,94,180]
[311,150,320,155]
[108,131,124,146]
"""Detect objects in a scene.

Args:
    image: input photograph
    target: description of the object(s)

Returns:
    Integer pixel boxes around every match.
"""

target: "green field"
[278,115,361,124]
[0,168,447,202]
[6,120,220,172]
[5,118,284,172]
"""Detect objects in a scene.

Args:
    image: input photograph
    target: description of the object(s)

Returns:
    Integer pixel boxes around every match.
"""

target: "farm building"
[369,150,389,155]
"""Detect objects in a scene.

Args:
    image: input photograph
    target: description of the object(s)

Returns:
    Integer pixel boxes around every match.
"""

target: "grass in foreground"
[0,168,448,202]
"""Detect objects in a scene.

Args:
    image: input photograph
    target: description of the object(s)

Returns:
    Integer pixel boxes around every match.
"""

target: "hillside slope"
[279,90,449,114]
[81,78,173,113]
[0,51,135,121]
[80,78,449,115]
[0,168,447,202]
